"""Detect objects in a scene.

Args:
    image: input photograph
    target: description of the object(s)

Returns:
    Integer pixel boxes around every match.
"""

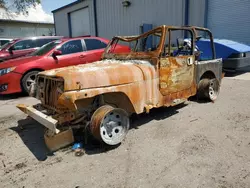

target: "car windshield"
[0,40,15,50]
[30,40,62,56]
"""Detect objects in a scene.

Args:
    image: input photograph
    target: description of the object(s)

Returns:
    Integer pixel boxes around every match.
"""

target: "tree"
[0,0,40,14]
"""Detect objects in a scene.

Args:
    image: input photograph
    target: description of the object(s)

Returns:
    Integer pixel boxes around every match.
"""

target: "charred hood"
[38,60,155,91]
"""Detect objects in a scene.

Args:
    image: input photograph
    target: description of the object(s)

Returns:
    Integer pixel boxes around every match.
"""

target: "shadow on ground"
[224,69,250,78]
[188,96,212,104]
[0,93,27,100]
[83,104,188,155]
[130,103,188,129]
[10,117,52,161]
[10,103,188,158]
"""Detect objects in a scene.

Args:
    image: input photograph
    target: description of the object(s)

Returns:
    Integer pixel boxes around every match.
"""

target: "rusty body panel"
[17,25,223,149]
[90,105,114,140]
[160,56,195,94]
[37,59,161,114]
[159,55,197,106]
[44,129,74,151]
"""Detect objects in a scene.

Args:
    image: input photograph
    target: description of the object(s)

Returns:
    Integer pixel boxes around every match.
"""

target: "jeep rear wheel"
[197,78,220,101]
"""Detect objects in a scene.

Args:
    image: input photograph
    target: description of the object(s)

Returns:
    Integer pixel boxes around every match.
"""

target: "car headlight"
[0,67,16,76]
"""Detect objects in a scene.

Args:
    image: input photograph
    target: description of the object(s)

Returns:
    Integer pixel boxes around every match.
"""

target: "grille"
[37,75,64,110]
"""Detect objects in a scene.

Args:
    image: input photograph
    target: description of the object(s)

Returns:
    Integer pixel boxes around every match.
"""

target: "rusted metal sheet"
[36,59,161,114]
[44,129,74,152]
[90,105,114,140]
[159,55,197,106]
[160,56,195,94]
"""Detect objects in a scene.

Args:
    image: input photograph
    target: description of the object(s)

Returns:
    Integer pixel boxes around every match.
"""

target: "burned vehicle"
[17,25,223,151]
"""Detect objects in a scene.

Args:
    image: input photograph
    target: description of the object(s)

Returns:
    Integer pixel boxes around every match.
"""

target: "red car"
[0,37,130,94]
[0,36,63,62]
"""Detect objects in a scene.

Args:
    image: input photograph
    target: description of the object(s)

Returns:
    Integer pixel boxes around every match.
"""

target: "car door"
[10,39,37,58]
[82,38,107,63]
[52,39,85,68]
[159,28,196,96]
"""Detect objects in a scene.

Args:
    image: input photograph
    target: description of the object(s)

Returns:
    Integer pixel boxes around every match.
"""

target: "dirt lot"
[1,75,250,188]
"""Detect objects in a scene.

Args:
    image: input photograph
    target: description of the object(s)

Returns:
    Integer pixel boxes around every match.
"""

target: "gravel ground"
[1,76,250,188]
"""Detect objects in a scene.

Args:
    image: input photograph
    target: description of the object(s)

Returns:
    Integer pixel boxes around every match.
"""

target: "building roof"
[52,0,84,13]
[0,19,54,25]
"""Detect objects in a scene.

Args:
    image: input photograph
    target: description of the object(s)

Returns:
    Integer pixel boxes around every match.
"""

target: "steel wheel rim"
[208,79,219,101]
[100,109,129,145]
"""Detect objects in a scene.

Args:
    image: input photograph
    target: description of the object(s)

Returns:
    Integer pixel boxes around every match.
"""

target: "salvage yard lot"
[1,75,250,188]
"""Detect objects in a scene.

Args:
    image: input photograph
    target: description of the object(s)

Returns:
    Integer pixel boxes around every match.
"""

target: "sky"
[0,0,77,23]
[41,0,76,14]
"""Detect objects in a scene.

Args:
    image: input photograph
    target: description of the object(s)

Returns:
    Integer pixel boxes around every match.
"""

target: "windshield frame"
[102,26,167,60]
[189,26,216,59]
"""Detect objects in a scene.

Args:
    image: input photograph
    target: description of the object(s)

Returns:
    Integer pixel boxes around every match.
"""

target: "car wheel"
[21,71,40,94]
[90,105,130,146]
[197,78,220,101]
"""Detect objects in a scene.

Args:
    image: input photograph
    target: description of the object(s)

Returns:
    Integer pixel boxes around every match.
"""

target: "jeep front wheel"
[90,105,130,146]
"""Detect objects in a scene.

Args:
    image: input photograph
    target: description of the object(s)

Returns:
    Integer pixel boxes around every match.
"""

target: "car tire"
[197,78,220,101]
[21,71,40,94]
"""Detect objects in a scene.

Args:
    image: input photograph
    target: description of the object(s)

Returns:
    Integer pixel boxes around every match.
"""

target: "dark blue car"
[196,39,250,72]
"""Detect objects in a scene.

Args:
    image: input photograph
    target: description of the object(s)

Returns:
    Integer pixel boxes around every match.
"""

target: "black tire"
[21,71,40,94]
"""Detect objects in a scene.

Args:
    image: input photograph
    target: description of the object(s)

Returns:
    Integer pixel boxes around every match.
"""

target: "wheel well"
[200,71,216,80]
[21,68,44,81]
[102,92,135,113]
[75,92,136,115]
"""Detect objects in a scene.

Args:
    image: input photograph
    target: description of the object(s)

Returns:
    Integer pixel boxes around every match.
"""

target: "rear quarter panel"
[195,58,223,83]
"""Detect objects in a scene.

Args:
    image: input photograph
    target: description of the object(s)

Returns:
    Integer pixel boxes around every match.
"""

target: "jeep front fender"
[57,80,160,114]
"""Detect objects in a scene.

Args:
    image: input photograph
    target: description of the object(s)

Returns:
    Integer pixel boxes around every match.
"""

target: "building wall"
[188,0,206,27]
[207,0,250,44]
[53,0,207,40]
[0,22,55,38]
[53,0,95,37]
[96,0,187,39]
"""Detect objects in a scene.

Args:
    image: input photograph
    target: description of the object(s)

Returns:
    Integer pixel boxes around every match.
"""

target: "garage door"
[207,0,250,44]
[70,7,90,37]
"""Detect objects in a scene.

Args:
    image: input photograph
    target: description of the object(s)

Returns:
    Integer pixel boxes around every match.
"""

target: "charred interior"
[36,75,64,111]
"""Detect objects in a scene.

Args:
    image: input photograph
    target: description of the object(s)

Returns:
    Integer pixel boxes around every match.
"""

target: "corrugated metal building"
[206,0,250,44]
[96,0,187,39]
[52,0,205,38]
[52,0,95,37]
[52,0,250,44]
[0,19,55,38]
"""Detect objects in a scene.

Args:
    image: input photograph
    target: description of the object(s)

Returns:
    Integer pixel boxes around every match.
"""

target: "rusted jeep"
[17,25,223,151]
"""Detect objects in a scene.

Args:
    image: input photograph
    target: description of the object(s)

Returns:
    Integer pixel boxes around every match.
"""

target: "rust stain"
[16,104,28,113]
[90,105,114,140]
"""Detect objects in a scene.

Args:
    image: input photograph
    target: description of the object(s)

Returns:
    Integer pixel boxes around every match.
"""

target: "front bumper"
[223,56,250,71]
[0,72,23,94]
[17,104,59,134]
[17,104,75,151]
